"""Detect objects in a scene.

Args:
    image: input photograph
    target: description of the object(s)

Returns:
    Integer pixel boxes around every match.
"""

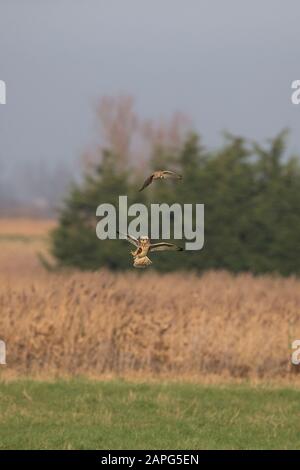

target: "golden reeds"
[0,220,300,380]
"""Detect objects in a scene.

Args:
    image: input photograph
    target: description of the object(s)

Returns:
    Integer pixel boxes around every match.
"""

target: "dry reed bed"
[1,251,300,379]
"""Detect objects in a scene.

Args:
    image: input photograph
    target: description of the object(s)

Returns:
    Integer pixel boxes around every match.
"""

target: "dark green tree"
[51,149,137,270]
[50,127,300,276]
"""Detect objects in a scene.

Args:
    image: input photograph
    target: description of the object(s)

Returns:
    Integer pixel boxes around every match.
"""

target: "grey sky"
[0,0,300,200]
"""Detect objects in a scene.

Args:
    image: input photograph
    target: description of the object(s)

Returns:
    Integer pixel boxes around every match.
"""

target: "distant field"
[0,379,299,450]
[0,218,56,237]
[0,218,55,276]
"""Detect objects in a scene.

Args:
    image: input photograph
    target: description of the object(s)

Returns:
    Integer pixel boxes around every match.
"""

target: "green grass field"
[0,380,299,449]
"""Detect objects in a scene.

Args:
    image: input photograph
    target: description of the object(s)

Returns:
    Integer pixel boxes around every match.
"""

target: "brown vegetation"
[0,219,300,381]
[0,218,56,237]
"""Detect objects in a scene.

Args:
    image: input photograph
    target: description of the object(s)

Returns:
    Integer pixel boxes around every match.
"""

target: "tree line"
[51,123,300,275]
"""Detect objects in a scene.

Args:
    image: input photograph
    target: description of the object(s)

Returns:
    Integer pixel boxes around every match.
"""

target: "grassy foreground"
[0,380,299,449]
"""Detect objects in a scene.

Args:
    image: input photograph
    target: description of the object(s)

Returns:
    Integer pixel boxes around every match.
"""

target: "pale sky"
[0,0,300,200]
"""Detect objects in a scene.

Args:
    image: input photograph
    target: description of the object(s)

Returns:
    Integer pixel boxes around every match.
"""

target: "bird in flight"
[117,231,183,268]
[139,170,182,192]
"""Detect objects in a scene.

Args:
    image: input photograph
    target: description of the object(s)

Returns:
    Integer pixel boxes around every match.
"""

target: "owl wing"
[149,242,183,252]
[139,174,155,192]
[162,170,182,180]
[117,231,139,247]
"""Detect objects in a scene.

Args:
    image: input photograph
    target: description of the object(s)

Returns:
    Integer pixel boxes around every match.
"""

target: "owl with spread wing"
[139,170,182,192]
[117,231,183,268]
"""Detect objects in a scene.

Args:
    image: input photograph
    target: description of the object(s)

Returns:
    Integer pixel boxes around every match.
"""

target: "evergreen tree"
[50,130,300,276]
